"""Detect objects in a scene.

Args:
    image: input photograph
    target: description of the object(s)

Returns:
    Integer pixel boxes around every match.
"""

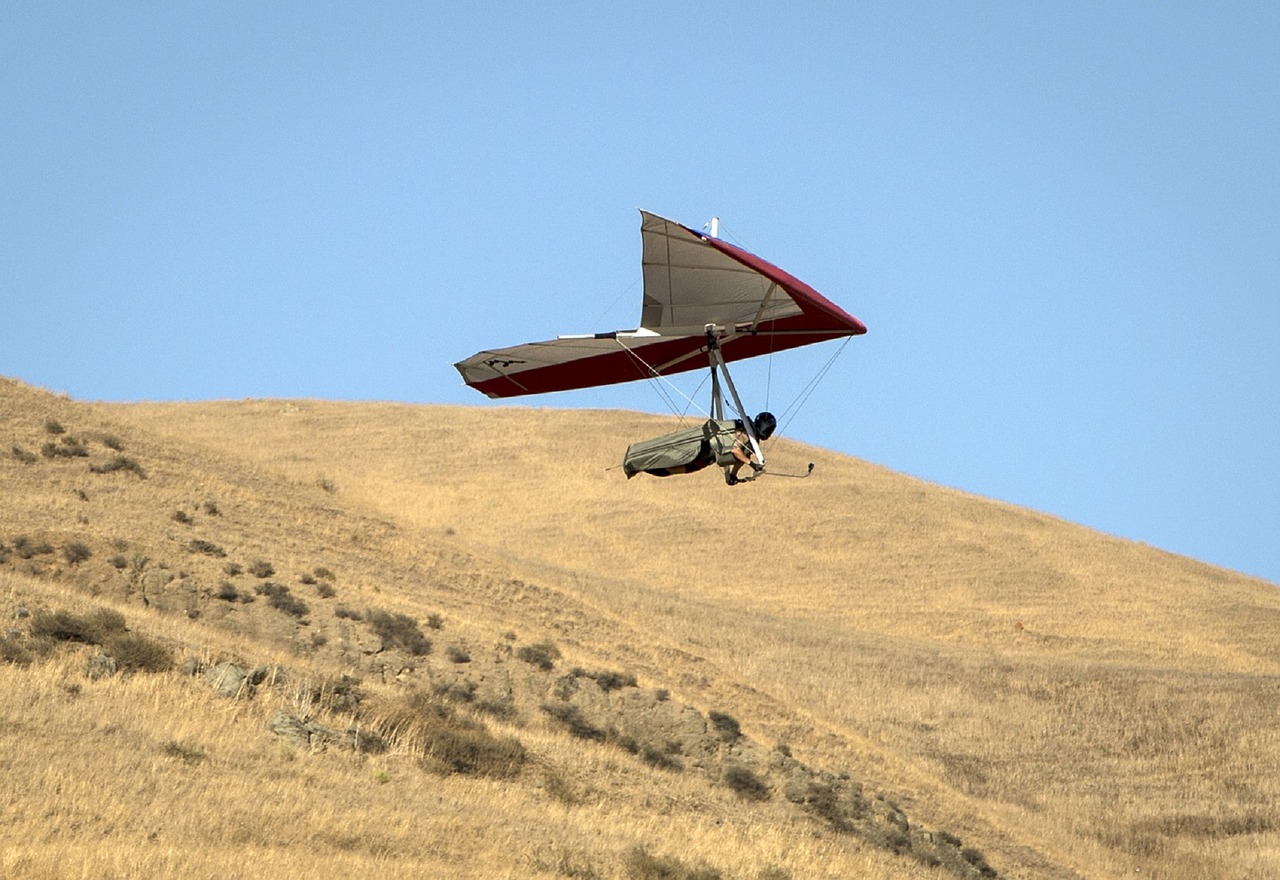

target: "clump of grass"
[31,608,124,644]
[722,765,771,801]
[173,510,194,525]
[187,539,226,557]
[63,542,92,565]
[571,667,637,692]
[335,606,362,620]
[373,692,525,779]
[517,640,560,671]
[255,583,308,618]
[223,562,243,576]
[201,500,219,515]
[426,613,444,630]
[315,582,336,599]
[161,740,207,764]
[89,455,145,477]
[365,609,431,655]
[44,419,66,435]
[42,437,88,458]
[100,434,125,451]
[624,845,722,880]
[298,572,317,585]
[12,536,54,560]
[313,566,334,580]
[29,608,170,672]
[11,446,37,464]
[247,560,275,578]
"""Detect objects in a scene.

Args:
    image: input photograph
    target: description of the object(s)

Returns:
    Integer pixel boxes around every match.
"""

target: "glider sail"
[454,210,866,399]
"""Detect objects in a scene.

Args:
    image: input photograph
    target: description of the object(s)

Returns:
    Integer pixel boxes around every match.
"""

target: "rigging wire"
[612,336,710,424]
[772,336,853,442]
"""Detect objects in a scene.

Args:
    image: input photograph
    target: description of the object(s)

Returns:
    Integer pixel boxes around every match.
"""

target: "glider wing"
[454,210,866,399]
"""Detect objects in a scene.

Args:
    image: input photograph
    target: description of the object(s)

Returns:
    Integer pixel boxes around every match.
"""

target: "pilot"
[726,412,776,485]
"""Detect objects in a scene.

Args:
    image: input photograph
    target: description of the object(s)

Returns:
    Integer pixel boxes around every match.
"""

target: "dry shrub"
[89,454,145,477]
[62,542,92,565]
[365,609,431,655]
[256,583,308,618]
[109,632,173,672]
[370,691,525,779]
[517,640,560,670]
[722,765,770,801]
[28,608,171,673]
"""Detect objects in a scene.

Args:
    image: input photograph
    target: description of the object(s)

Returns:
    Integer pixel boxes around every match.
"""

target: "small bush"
[31,608,125,644]
[100,434,125,451]
[247,560,275,578]
[572,667,637,692]
[89,455,145,477]
[173,510,194,525]
[335,606,362,620]
[108,632,173,672]
[641,745,683,772]
[215,582,241,602]
[201,500,219,515]
[313,566,334,580]
[223,562,243,576]
[63,542,92,565]
[187,539,226,557]
[298,572,317,585]
[366,609,431,655]
[517,640,560,671]
[315,582,336,599]
[708,710,741,742]
[446,645,471,664]
[11,446,37,464]
[541,702,606,742]
[1,639,34,666]
[723,765,771,801]
[45,419,66,434]
[256,583,308,618]
[426,612,444,630]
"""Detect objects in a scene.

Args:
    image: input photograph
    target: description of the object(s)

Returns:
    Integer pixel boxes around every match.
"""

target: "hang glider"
[454,210,867,400]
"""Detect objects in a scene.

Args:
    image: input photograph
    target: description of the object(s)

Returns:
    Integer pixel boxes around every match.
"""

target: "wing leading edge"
[454,211,866,399]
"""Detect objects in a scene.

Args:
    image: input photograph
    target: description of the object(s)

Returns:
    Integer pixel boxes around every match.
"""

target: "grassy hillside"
[3,376,1278,878]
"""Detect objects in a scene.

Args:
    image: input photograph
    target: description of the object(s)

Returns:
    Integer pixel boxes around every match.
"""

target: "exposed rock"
[86,652,117,680]
[206,662,251,699]
[266,709,386,753]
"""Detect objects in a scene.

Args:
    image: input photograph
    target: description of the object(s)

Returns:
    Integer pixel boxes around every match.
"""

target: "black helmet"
[753,412,777,441]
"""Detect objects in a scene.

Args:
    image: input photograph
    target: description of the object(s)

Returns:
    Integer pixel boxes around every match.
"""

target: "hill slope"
[3,376,1278,878]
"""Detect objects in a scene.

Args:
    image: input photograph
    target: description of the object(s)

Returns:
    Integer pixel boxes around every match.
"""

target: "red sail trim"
[469,319,851,399]
[691,226,867,335]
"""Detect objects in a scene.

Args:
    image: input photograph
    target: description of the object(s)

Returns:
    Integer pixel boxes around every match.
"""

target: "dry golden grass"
[4,375,1280,878]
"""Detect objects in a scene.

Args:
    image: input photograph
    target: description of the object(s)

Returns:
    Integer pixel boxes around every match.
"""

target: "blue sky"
[3,4,1278,584]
